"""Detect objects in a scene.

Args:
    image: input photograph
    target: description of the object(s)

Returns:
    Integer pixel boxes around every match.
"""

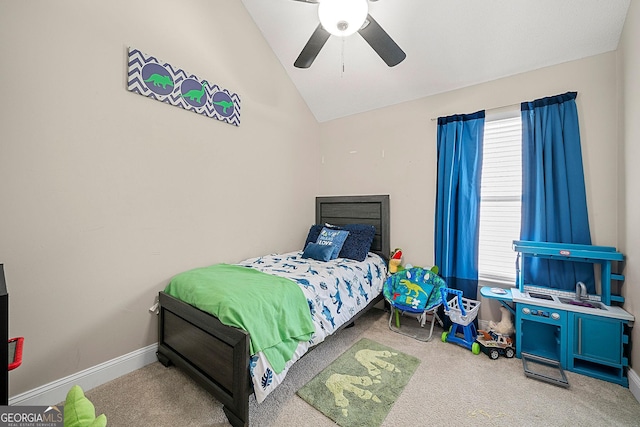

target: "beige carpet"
[85,308,640,426]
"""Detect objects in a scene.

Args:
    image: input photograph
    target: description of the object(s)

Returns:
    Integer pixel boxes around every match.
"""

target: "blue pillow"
[304,224,324,248]
[316,227,349,259]
[335,224,376,262]
[304,223,376,262]
[302,242,334,262]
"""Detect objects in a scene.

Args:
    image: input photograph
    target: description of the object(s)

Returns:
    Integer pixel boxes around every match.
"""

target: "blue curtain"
[434,111,485,299]
[521,92,595,292]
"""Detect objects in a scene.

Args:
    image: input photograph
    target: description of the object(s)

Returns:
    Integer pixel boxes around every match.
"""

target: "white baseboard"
[629,367,640,404]
[9,343,158,406]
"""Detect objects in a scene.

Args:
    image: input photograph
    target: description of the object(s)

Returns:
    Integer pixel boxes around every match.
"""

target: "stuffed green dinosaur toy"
[64,385,107,427]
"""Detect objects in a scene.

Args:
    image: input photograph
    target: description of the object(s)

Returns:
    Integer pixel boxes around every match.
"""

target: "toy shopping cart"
[440,288,481,354]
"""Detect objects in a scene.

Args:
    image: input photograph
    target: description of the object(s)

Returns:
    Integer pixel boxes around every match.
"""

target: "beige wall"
[0,0,320,395]
[620,0,640,380]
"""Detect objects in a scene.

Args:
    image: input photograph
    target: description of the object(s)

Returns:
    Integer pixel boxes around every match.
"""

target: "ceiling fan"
[292,0,406,69]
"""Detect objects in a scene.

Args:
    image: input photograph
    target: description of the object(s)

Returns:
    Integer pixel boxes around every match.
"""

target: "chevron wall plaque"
[127,47,241,127]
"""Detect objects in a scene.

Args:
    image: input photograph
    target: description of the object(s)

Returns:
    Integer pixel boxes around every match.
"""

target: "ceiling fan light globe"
[318,0,368,37]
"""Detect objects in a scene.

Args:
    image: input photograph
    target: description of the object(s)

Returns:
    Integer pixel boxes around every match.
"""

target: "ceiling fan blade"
[291,0,319,3]
[294,24,331,69]
[358,14,406,67]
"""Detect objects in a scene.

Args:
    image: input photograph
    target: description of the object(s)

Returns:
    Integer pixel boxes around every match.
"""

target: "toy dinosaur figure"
[389,248,403,273]
[213,100,234,114]
[181,81,207,103]
[144,73,173,89]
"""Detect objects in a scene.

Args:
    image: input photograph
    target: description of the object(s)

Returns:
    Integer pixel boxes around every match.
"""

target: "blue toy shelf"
[513,240,624,305]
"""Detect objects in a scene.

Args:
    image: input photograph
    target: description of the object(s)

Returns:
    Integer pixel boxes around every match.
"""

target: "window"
[478,113,522,283]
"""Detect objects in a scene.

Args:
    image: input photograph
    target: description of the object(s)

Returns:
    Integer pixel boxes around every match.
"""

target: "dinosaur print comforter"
[236,251,387,403]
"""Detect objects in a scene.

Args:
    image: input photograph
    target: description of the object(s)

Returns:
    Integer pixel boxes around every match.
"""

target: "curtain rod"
[430,101,521,121]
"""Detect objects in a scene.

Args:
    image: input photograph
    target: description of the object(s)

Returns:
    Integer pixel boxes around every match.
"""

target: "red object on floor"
[8,337,23,371]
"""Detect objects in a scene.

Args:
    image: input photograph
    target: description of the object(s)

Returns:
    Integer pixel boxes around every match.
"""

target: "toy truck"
[475,330,515,360]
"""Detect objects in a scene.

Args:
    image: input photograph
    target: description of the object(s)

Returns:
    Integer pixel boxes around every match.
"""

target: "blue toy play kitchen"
[481,240,634,387]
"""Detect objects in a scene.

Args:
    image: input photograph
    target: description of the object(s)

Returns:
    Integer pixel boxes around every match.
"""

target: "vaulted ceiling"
[241,0,630,122]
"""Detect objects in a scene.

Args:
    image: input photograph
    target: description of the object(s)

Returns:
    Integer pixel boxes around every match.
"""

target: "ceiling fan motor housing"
[318,0,368,37]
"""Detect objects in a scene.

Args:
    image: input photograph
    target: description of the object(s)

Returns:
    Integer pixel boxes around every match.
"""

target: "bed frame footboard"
[157,291,251,427]
[157,291,384,426]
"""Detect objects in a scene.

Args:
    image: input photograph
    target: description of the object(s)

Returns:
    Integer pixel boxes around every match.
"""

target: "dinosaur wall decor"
[127,47,241,127]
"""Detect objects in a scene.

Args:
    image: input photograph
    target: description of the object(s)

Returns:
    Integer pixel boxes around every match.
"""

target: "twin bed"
[156,195,390,427]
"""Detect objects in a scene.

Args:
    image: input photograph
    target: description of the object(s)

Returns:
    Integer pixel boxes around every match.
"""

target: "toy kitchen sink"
[511,288,633,320]
[481,240,634,387]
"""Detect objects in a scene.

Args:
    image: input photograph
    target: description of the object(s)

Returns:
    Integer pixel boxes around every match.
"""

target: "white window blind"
[478,115,522,283]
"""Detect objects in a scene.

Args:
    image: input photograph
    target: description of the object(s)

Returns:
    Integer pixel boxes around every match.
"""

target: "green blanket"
[164,264,315,374]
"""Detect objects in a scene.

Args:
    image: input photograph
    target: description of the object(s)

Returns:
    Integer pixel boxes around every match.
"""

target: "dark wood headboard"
[315,195,390,261]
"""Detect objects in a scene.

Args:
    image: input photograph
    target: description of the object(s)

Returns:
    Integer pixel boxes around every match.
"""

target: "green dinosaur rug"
[297,338,420,427]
